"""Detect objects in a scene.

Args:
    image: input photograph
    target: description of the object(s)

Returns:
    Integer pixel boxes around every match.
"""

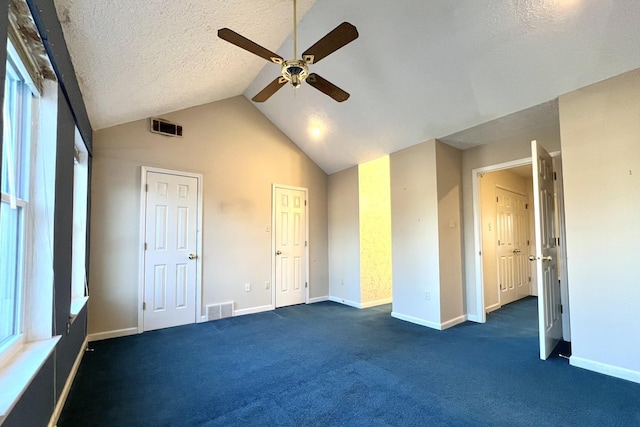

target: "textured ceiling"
[53,0,316,130]
[55,0,640,173]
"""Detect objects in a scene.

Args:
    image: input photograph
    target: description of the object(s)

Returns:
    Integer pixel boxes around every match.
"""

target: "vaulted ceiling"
[54,0,640,173]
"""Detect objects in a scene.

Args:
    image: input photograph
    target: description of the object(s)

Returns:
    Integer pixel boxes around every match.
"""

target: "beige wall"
[435,142,464,324]
[559,69,640,379]
[89,96,328,334]
[479,169,533,310]
[328,166,361,305]
[358,156,392,305]
[461,128,561,320]
[390,140,441,326]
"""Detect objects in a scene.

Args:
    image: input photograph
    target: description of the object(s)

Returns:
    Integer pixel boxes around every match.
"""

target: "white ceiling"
[55,0,640,174]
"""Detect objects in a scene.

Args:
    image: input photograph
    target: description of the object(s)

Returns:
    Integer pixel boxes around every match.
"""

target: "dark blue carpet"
[59,298,640,426]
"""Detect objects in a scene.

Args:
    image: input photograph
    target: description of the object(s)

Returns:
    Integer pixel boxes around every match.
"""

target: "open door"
[531,141,563,359]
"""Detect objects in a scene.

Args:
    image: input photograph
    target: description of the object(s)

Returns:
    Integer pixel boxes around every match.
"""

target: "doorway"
[138,167,203,332]
[272,184,309,308]
[472,147,570,359]
[480,167,535,313]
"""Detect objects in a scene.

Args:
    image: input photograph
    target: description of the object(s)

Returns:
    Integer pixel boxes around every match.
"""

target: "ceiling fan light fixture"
[282,59,309,89]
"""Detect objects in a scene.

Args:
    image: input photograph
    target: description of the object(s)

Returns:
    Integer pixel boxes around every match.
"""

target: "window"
[71,127,89,316]
[0,54,32,350]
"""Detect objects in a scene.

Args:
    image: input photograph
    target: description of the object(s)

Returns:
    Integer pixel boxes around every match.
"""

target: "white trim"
[466,314,481,323]
[138,167,204,334]
[308,296,329,304]
[570,356,640,385]
[87,328,138,342]
[485,303,501,314]
[440,315,467,330]
[472,156,532,324]
[48,337,87,427]
[360,297,393,309]
[233,305,274,317]
[0,336,60,423]
[328,296,361,309]
[271,184,310,308]
[391,312,442,330]
[69,296,89,318]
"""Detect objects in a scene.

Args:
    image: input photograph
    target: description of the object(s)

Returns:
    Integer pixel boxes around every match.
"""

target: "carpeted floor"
[59,297,640,426]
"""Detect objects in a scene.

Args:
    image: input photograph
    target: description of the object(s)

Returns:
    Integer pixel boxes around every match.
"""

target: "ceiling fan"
[218,0,358,102]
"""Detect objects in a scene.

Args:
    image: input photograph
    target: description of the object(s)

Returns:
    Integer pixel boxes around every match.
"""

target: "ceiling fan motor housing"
[282,60,309,88]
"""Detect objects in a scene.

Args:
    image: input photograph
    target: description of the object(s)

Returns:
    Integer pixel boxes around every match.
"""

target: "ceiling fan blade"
[302,22,358,64]
[252,77,287,102]
[306,74,350,102]
[218,28,283,64]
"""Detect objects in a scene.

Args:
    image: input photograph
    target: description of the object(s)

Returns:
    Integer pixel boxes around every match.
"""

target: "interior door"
[531,141,562,359]
[274,186,307,308]
[143,171,198,331]
[496,188,530,305]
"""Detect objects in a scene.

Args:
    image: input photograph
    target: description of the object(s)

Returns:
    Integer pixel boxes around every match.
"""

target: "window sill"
[0,336,60,423]
[70,296,89,318]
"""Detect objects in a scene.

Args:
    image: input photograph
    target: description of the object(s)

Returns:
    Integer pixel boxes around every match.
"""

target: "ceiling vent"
[150,118,183,137]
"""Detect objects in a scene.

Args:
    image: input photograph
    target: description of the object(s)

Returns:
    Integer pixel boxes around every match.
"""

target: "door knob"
[542,256,553,262]
[188,253,198,260]
[276,250,282,255]
[528,255,536,261]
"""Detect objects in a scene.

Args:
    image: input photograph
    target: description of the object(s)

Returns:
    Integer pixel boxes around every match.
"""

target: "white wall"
[461,129,561,320]
[328,166,361,305]
[390,140,441,327]
[559,69,640,382]
[435,142,464,324]
[358,156,392,306]
[89,96,328,335]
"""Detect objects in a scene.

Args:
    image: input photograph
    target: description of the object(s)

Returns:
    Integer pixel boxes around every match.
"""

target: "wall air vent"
[206,302,234,321]
[150,118,183,137]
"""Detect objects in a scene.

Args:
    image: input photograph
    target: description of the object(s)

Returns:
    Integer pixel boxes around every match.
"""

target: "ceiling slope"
[53,0,316,130]
[248,0,640,173]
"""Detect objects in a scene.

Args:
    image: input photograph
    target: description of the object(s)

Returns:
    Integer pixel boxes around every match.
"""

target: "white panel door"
[496,188,530,306]
[274,186,307,308]
[143,172,198,331]
[531,141,562,359]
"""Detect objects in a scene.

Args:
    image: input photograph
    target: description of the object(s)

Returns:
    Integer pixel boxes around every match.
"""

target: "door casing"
[138,166,204,333]
[471,150,568,329]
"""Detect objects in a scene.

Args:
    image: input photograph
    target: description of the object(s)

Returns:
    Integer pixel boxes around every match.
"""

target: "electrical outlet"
[425,291,430,300]
[244,283,251,292]
[265,281,270,290]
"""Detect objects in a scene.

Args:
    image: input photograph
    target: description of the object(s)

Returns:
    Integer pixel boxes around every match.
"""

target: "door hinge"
[554,172,557,181]
[305,282,308,288]
[556,237,560,246]
[305,241,308,247]
[143,302,146,311]
[144,242,147,250]
[497,239,501,246]
[560,304,563,314]
[527,240,530,245]
[304,200,307,206]
[496,196,499,202]
[528,276,531,282]
[145,184,148,192]
[526,203,529,209]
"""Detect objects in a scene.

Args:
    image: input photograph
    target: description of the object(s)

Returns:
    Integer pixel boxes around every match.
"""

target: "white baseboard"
[308,296,329,304]
[391,312,442,330]
[328,296,361,309]
[234,304,274,317]
[49,337,88,427]
[440,315,467,330]
[360,297,393,309]
[88,327,138,342]
[570,356,640,384]
[485,303,501,313]
[466,313,481,323]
